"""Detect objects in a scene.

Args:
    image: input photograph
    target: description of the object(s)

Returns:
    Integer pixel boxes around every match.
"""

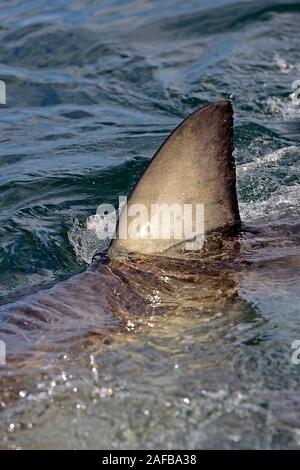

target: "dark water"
[0,0,300,449]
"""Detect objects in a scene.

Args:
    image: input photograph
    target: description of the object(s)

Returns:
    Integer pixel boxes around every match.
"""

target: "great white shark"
[0,100,299,374]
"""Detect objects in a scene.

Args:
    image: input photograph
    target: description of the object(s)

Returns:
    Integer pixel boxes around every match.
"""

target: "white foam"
[240,184,300,224]
[237,146,299,174]
[265,96,300,120]
[68,216,114,264]
[274,53,295,74]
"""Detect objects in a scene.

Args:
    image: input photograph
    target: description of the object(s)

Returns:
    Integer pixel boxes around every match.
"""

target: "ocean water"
[0,0,300,449]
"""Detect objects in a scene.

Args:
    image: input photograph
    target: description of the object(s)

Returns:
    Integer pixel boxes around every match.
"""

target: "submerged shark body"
[0,101,299,377]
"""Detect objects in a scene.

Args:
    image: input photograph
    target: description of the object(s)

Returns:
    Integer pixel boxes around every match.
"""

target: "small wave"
[68,207,123,263]
[274,53,299,74]
[237,145,299,174]
[265,96,300,120]
[240,184,300,224]
[68,218,108,264]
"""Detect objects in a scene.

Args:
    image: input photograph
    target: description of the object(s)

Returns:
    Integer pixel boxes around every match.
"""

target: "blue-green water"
[0,0,300,449]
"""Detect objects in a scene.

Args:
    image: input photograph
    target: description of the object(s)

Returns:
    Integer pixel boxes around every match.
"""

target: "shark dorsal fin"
[111,100,240,255]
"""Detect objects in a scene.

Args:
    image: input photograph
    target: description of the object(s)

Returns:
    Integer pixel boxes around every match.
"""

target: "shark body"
[0,101,299,375]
